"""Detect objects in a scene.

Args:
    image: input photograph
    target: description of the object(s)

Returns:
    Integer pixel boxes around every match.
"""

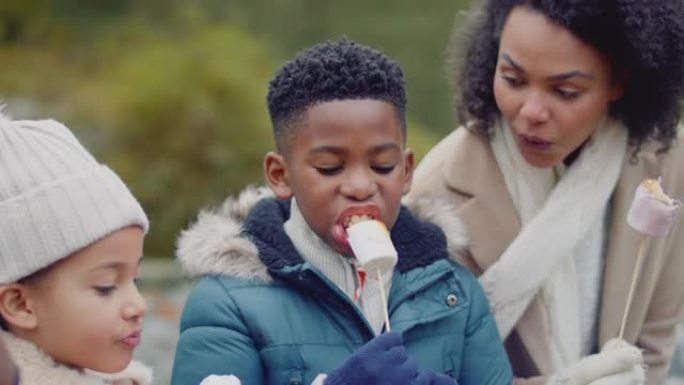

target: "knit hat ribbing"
[0,113,148,284]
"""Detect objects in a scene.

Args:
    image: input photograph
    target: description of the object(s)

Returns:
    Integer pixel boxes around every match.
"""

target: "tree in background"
[0,0,454,257]
[76,26,276,256]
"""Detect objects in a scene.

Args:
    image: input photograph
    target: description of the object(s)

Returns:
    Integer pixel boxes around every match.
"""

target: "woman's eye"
[315,166,342,176]
[373,165,396,175]
[133,277,142,288]
[554,88,581,100]
[94,285,116,296]
[502,74,525,88]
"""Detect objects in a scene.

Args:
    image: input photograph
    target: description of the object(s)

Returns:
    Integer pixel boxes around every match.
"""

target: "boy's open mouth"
[343,214,376,228]
[333,206,382,253]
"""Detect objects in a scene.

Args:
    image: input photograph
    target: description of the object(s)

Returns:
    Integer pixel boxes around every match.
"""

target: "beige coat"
[409,126,684,385]
[1,330,152,385]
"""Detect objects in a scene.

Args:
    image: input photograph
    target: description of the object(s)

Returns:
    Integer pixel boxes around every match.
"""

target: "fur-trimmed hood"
[1,330,152,385]
[177,186,469,281]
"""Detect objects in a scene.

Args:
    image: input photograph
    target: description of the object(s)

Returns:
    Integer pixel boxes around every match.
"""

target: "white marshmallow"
[199,375,241,385]
[347,220,398,275]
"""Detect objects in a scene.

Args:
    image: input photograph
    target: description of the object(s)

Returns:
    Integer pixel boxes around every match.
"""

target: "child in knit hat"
[0,112,152,385]
[0,338,18,385]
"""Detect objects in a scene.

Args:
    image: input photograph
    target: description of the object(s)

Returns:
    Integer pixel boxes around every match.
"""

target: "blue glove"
[325,332,418,385]
[413,369,457,385]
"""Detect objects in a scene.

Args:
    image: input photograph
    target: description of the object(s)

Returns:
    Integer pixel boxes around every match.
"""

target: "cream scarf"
[483,118,627,368]
[1,329,152,385]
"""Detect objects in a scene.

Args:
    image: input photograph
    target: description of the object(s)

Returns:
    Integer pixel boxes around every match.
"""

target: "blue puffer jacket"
[171,188,512,385]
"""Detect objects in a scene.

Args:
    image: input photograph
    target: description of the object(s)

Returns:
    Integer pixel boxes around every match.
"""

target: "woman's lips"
[518,134,552,152]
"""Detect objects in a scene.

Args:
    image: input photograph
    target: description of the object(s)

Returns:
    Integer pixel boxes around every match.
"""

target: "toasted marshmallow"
[627,178,681,236]
[347,220,398,275]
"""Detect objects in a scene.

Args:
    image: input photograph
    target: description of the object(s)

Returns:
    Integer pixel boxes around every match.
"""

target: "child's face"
[23,226,146,373]
[265,99,414,256]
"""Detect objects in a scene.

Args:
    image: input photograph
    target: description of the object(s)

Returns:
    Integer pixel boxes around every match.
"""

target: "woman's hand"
[546,339,644,385]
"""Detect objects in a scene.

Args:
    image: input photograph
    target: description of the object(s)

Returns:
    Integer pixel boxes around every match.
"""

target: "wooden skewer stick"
[377,266,391,332]
[618,235,650,340]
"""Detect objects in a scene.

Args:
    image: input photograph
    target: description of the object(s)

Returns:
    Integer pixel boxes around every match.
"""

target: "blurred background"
[1,1,683,384]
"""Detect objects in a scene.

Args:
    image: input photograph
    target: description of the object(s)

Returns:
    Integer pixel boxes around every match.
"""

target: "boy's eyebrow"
[309,145,346,155]
[500,53,594,81]
[309,143,402,155]
[369,143,402,154]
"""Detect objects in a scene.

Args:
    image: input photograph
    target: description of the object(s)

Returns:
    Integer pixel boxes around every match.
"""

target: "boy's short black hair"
[452,0,684,153]
[267,38,407,152]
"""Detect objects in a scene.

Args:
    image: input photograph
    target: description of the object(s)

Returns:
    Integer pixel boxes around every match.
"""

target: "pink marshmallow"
[627,179,681,237]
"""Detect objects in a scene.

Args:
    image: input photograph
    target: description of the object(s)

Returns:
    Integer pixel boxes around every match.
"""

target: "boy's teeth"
[347,214,372,227]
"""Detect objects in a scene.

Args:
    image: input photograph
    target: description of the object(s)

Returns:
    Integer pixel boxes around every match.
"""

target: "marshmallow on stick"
[346,219,398,332]
[199,375,241,385]
[627,178,681,236]
[620,178,681,339]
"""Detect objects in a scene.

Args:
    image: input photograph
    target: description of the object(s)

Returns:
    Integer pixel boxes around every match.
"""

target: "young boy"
[0,114,152,385]
[171,39,512,385]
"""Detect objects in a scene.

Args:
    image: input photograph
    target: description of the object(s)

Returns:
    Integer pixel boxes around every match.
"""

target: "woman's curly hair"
[451,0,684,152]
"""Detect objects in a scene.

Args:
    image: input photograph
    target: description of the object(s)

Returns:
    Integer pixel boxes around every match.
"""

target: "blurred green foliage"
[0,0,469,257]
[76,26,275,255]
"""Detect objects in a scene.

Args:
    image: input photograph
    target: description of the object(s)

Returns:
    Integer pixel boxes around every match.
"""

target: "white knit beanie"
[0,113,149,284]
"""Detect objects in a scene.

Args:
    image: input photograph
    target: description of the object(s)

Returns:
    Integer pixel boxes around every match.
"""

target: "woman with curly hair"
[409,1,684,384]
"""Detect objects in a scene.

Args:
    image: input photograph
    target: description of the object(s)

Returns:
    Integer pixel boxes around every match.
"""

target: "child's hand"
[325,332,418,385]
[199,374,242,385]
